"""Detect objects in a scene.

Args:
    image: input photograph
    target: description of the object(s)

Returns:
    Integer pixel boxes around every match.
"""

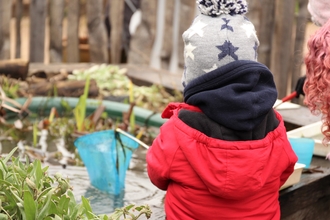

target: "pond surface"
[47,146,166,219]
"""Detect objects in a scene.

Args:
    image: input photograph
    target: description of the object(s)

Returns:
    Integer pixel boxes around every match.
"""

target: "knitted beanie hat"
[181,0,259,87]
[308,0,330,26]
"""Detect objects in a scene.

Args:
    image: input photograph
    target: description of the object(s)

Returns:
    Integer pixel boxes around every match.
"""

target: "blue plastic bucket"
[289,137,315,168]
[74,130,139,195]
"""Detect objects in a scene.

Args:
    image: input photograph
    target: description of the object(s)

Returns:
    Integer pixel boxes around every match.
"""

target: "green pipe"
[11,97,166,128]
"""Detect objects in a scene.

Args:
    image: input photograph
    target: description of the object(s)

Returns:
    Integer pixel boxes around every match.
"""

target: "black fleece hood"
[183,60,278,131]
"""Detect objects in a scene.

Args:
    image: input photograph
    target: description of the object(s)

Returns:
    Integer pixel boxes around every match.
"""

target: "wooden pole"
[270,0,295,99]
[29,0,47,62]
[86,0,108,63]
[110,0,125,64]
[292,0,309,104]
[15,0,23,58]
[169,0,180,73]
[49,0,64,63]
[248,0,275,68]
[178,0,196,68]
[0,0,12,59]
[67,0,80,63]
[150,0,165,69]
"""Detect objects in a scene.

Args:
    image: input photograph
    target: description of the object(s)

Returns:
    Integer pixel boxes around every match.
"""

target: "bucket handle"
[115,128,150,149]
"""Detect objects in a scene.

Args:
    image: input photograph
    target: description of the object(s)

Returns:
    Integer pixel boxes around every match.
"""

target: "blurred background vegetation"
[0,0,319,102]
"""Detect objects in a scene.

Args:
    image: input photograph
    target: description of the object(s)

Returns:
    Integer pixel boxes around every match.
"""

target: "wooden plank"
[27,79,99,97]
[150,0,166,69]
[248,0,275,68]
[0,59,29,80]
[49,0,64,63]
[0,0,13,59]
[280,160,330,219]
[127,0,157,66]
[66,0,80,63]
[29,0,47,62]
[109,0,125,64]
[15,0,23,58]
[270,1,295,99]
[178,0,196,69]
[86,0,108,63]
[291,0,309,105]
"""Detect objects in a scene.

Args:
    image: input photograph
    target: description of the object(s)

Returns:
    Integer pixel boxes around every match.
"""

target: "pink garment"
[308,0,330,26]
[147,103,298,220]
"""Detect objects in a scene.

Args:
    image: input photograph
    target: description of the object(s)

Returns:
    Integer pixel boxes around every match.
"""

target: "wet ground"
[47,146,166,219]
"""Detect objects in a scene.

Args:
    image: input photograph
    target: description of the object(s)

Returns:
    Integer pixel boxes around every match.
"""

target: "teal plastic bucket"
[289,137,315,168]
[74,130,139,195]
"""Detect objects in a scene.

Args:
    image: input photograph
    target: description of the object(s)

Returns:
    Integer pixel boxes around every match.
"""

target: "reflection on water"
[47,147,166,219]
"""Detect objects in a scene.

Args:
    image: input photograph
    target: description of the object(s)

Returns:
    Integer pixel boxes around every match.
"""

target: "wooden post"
[270,0,295,99]
[15,0,23,58]
[150,0,165,69]
[110,0,125,64]
[248,0,275,68]
[0,0,12,59]
[178,0,196,69]
[169,0,180,73]
[29,0,47,62]
[127,0,158,66]
[292,0,309,104]
[49,0,64,63]
[86,0,108,63]
[67,0,80,63]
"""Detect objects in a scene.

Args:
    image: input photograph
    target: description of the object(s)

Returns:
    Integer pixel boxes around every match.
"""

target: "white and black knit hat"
[182,0,259,87]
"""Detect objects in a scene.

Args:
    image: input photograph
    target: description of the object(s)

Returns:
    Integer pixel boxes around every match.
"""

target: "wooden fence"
[0,0,316,100]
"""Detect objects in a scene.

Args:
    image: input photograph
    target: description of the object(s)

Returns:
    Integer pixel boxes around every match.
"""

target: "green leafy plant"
[0,147,152,220]
[0,76,20,99]
[0,147,108,219]
[109,204,152,220]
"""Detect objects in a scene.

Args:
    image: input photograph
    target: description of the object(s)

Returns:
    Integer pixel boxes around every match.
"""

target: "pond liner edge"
[11,97,166,128]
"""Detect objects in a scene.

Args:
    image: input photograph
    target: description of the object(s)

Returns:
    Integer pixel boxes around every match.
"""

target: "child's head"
[304,18,330,143]
[181,0,259,87]
[308,0,330,26]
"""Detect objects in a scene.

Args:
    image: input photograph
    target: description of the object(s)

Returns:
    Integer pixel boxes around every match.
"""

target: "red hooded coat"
[147,103,297,220]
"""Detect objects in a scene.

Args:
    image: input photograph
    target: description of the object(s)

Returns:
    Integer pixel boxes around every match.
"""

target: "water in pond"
[0,126,166,218]
[47,146,166,219]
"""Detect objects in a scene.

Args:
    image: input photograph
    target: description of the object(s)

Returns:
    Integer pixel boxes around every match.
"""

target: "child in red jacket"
[147,0,298,219]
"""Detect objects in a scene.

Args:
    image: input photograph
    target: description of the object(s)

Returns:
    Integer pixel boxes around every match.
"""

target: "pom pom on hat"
[197,0,248,17]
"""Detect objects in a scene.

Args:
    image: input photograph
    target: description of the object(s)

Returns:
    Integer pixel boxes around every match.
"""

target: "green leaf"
[37,189,55,219]
[17,202,26,220]
[33,160,43,188]
[3,147,18,164]
[23,190,36,220]
[74,75,90,131]
[33,122,38,147]
[58,195,70,215]
[36,187,53,201]
[8,186,23,204]
[48,200,60,217]
[81,196,94,219]
[13,165,26,178]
